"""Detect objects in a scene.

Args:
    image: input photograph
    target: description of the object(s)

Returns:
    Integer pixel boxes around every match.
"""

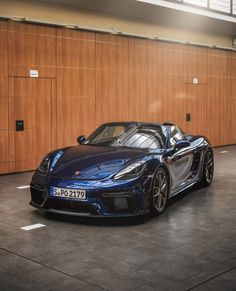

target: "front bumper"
[30,176,151,217]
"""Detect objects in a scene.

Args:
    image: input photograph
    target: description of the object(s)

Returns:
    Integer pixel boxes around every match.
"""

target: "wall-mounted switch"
[186,113,191,122]
[16,120,24,131]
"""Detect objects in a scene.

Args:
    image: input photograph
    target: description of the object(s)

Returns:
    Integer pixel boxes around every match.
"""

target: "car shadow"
[35,210,151,227]
[167,184,199,206]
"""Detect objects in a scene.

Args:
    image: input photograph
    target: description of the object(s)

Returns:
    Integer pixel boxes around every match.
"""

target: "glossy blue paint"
[30,122,213,217]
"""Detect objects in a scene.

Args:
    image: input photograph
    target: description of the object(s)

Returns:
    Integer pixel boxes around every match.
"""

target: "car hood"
[50,145,146,180]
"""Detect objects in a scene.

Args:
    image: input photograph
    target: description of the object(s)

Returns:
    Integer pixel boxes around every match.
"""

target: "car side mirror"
[77,135,86,145]
[174,140,190,150]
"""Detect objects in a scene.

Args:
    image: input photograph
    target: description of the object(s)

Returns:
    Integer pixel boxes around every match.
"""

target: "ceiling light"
[232,38,236,48]
[65,24,79,29]
[111,27,122,35]
[11,16,26,22]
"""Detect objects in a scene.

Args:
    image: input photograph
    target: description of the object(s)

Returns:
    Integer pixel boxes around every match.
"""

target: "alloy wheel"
[153,169,168,212]
[205,149,214,184]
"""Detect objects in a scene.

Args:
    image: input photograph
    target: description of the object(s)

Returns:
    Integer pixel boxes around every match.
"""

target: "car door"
[168,126,194,193]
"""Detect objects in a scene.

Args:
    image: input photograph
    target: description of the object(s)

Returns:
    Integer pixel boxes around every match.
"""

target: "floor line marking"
[220,151,229,154]
[20,223,46,231]
[16,185,30,189]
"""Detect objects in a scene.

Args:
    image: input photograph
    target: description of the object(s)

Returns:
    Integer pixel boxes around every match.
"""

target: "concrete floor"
[0,146,236,291]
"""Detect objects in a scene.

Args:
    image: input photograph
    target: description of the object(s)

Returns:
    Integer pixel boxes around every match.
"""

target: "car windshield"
[85,123,167,150]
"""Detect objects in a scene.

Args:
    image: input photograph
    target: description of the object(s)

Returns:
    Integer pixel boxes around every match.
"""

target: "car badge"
[75,170,80,176]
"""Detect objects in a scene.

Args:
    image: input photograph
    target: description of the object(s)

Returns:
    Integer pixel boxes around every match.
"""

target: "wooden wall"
[57,29,96,148]
[0,21,8,174]
[7,21,56,173]
[0,20,236,174]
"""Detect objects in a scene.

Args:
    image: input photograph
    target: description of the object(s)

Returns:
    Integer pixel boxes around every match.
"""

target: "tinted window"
[170,126,184,146]
[86,123,166,149]
[91,126,125,143]
[118,132,160,149]
[112,126,167,150]
[86,124,137,146]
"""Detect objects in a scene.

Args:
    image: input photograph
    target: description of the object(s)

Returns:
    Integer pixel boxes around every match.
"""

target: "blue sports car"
[30,122,214,217]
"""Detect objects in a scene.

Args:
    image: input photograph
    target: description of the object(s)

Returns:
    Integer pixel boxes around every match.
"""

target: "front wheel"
[200,148,214,187]
[151,167,169,215]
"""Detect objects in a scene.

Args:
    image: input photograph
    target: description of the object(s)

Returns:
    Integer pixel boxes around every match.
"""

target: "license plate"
[51,187,86,200]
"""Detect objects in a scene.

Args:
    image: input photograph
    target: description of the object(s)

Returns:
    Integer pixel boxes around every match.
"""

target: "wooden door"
[12,77,52,172]
[184,84,206,136]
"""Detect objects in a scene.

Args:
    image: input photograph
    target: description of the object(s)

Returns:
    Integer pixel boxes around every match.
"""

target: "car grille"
[101,195,137,213]
[31,186,47,204]
[44,198,97,214]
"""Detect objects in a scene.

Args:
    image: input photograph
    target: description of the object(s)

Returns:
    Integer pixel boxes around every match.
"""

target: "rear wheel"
[151,167,169,215]
[200,148,214,187]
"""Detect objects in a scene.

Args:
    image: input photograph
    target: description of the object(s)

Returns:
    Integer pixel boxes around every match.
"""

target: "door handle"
[16,120,24,131]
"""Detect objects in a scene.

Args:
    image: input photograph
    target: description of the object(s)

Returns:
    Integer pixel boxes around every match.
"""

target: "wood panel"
[8,78,15,173]
[228,50,236,144]
[184,84,206,136]
[0,132,9,174]
[183,46,207,84]
[227,51,236,78]
[156,42,186,129]
[57,29,96,148]
[0,20,9,174]
[56,68,96,147]
[206,49,232,146]
[96,34,129,72]
[51,79,57,149]
[11,78,52,172]
[129,38,158,74]
[206,77,231,146]
[57,28,95,69]
[229,76,236,144]
[157,42,184,76]
[128,39,159,122]
[128,72,159,122]
[96,70,129,124]
[158,75,186,128]
[207,49,228,78]
[8,21,56,78]
[0,21,8,98]
[95,34,129,125]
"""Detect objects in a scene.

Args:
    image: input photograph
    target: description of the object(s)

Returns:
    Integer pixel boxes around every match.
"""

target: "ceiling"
[30,0,236,36]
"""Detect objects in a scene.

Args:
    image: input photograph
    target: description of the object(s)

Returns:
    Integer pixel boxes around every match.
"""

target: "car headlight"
[37,155,50,174]
[49,150,64,173]
[114,161,146,180]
